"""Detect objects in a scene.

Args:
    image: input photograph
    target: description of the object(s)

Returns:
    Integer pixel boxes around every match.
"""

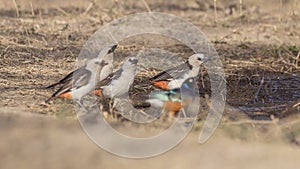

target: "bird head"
[188,54,206,67]
[122,57,138,69]
[97,44,118,58]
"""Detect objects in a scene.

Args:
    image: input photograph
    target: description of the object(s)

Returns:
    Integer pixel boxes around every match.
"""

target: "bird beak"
[108,44,118,53]
[130,59,138,64]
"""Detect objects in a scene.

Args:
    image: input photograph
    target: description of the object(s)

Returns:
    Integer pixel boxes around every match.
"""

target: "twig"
[214,0,217,23]
[82,1,94,15]
[295,51,300,69]
[107,30,118,45]
[223,119,278,125]
[12,0,20,17]
[114,0,124,15]
[38,9,44,24]
[292,0,297,16]
[239,0,243,17]
[56,7,70,17]
[279,0,283,21]
[141,0,152,13]
[29,0,35,16]
[254,76,264,102]
[293,102,300,108]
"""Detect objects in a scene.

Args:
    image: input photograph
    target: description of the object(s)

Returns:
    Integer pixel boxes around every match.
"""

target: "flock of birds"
[45,44,207,117]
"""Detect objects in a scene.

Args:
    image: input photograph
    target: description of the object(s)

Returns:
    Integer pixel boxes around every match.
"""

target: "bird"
[91,57,138,118]
[93,57,139,99]
[45,44,117,103]
[149,54,206,90]
[146,77,198,118]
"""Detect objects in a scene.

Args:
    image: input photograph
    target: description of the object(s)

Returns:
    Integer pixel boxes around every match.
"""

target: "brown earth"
[1,0,300,168]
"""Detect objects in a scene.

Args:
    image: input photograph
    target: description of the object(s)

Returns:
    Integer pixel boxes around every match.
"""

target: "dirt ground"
[1,0,300,168]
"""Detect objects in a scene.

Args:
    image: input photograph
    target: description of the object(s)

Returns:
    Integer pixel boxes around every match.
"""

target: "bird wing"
[48,82,73,100]
[95,67,123,88]
[46,66,86,89]
[45,69,91,102]
[150,62,191,82]
[111,68,123,80]
[72,69,92,89]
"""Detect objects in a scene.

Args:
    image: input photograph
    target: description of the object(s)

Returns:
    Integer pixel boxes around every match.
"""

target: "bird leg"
[109,99,115,118]
[75,99,88,112]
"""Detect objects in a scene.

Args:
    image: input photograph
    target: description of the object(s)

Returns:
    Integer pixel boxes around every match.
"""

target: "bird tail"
[45,82,60,89]
[45,96,54,104]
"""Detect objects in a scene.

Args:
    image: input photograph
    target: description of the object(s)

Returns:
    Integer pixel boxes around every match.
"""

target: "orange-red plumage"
[164,101,182,112]
[91,89,103,96]
[152,81,170,90]
[57,89,103,100]
[162,100,192,117]
[58,92,73,99]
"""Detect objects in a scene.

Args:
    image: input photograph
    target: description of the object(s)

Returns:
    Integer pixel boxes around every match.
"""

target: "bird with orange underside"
[91,57,138,117]
[149,54,206,90]
[92,57,138,99]
[45,44,117,104]
[146,77,198,118]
